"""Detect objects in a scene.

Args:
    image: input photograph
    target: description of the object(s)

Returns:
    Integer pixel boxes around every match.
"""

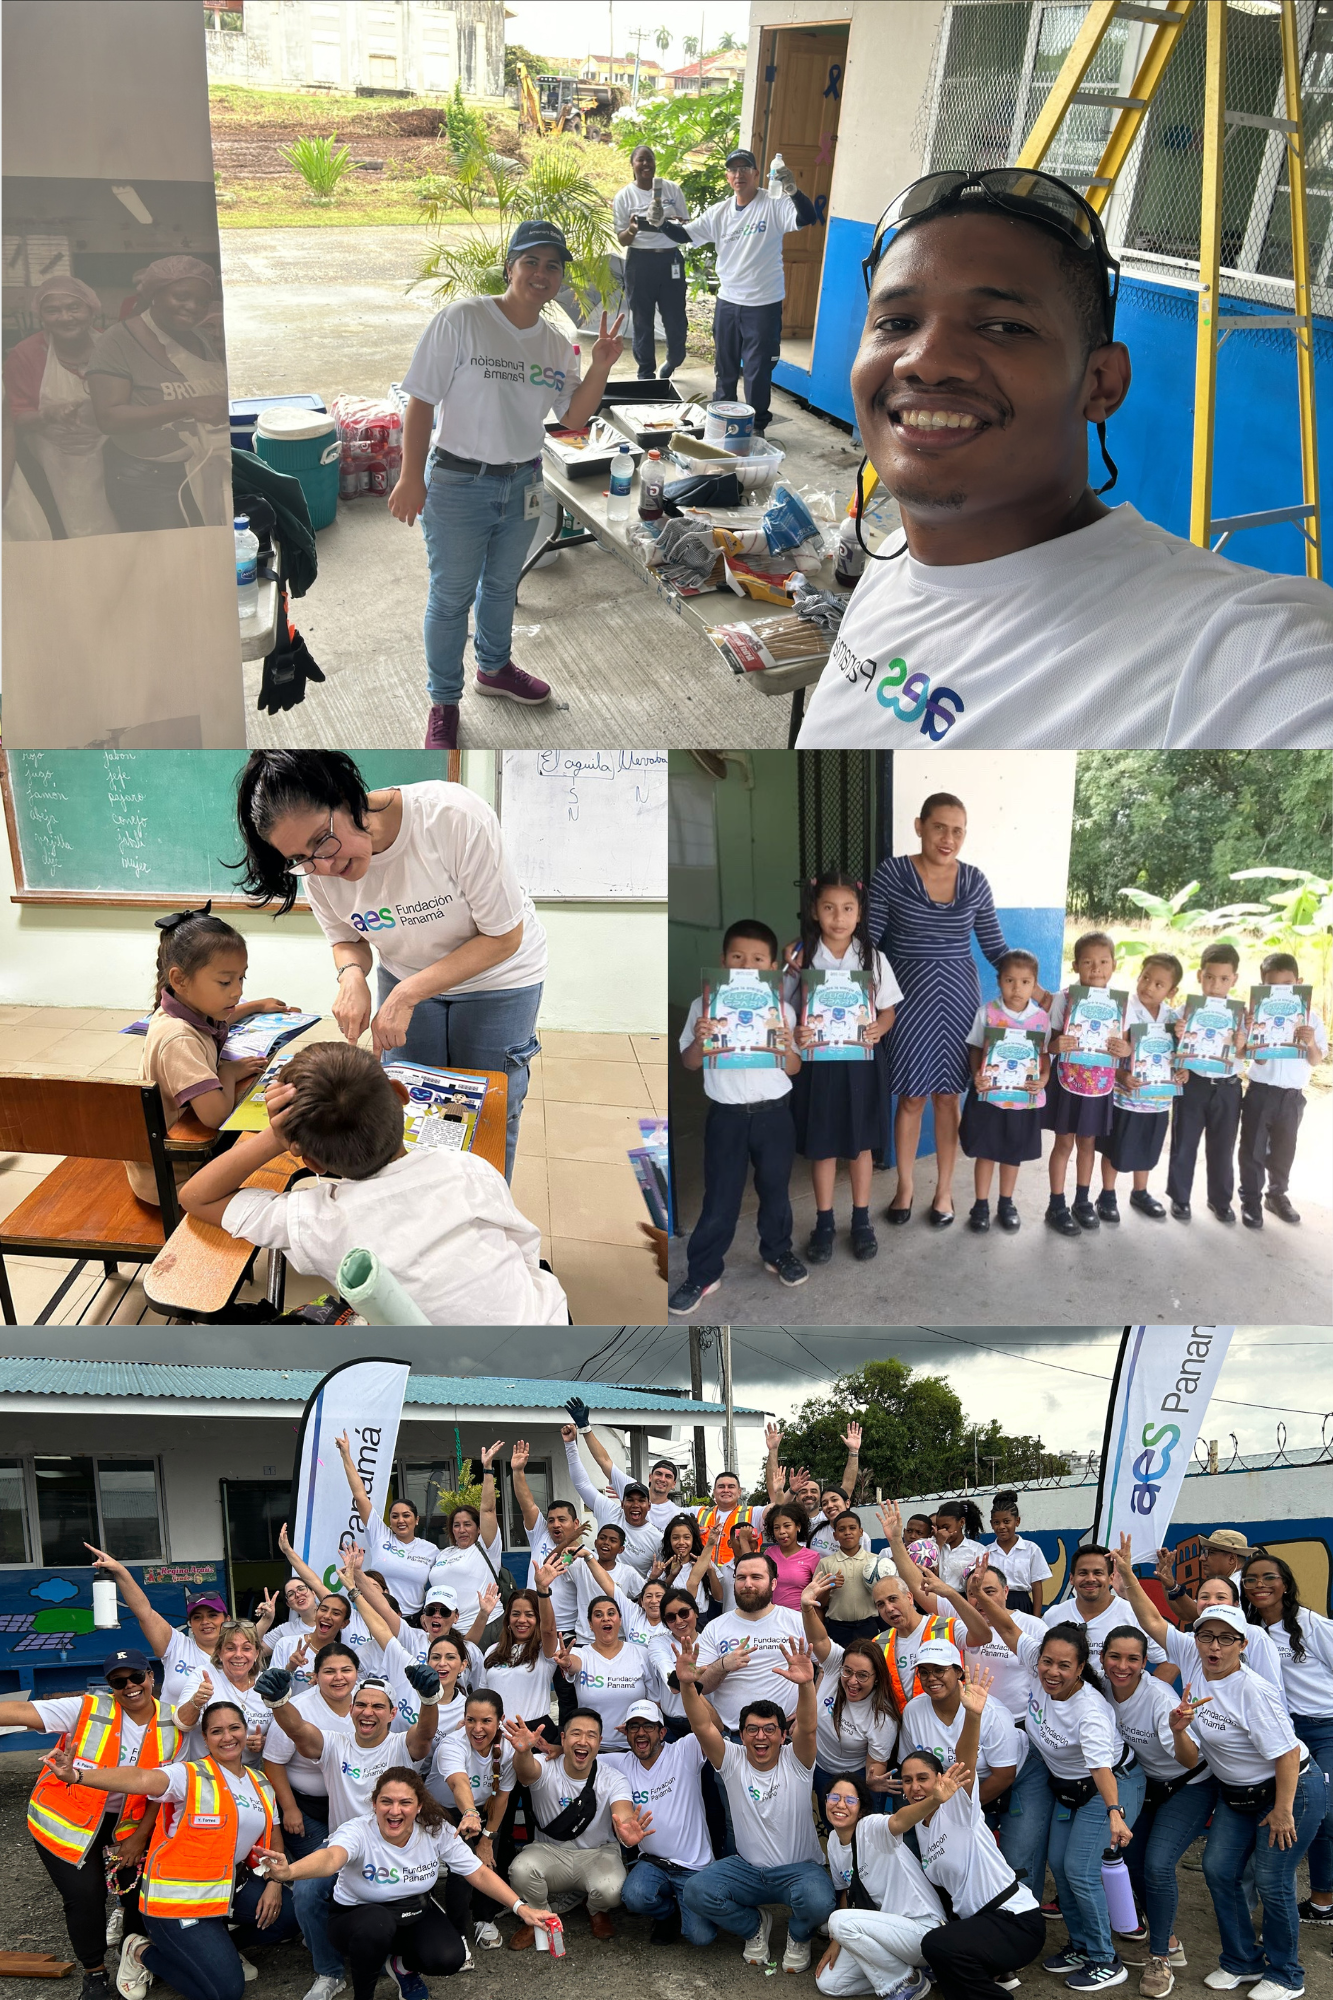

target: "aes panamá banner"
[290,1357,411,1591]
[1092,1326,1236,1564]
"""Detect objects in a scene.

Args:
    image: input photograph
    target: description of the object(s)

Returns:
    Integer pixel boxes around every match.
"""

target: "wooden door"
[753,29,849,339]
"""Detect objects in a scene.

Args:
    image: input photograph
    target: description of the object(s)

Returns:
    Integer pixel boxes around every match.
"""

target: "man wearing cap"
[656,151,816,437]
[561,1418,661,1575]
[565,1402,686,1532]
[603,1700,715,1945]
[1158,1528,1253,1627]
[0,1650,179,2000]
[795,166,1333,751]
[84,1543,226,1682]
[390,221,626,749]
[503,1706,651,1945]
[614,146,690,382]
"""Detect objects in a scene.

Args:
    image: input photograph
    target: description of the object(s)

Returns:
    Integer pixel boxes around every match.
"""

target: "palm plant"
[417,139,616,319]
[278,133,353,201]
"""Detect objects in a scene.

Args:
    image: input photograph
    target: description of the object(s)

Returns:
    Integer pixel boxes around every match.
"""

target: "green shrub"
[277,133,353,201]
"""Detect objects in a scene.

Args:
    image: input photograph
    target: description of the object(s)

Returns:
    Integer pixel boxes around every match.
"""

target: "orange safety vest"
[28,1692,180,1866]
[877,1615,959,1712]
[141,1758,275,1922]
[693,1503,758,1566]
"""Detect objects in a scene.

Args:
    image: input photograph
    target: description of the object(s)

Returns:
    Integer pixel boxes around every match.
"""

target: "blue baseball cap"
[506,220,572,266]
[103,1648,153,1676]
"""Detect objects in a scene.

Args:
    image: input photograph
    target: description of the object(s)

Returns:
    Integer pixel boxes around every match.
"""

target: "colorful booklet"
[222,1054,487,1152]
[629,1116,670,1232]
[799,966,873,1062]
[978,1022,1045,1106]
[1248,984,1312,1060]
[699,968,785,1069]
[1124,1021,1181,1106]
[1178,993,1246,1076]
[123,1010,320,1062]
[1061,985,1128,1066]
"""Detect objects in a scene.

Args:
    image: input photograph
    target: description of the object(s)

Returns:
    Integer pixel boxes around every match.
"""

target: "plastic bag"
[761,484,821,554]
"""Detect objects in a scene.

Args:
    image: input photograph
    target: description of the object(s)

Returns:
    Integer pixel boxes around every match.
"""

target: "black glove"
[565,1397,591,1432]
[662,471,744,514]
[404,1662,441,1700]
[257,592,326,715]
[255,1667,293,1710]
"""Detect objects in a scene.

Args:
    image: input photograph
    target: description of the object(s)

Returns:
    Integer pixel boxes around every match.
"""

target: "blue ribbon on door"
[824,63,842,99]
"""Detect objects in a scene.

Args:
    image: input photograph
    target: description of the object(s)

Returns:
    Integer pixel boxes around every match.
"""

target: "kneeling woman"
[46,1699,301,2000]
[818,1773,945,1996]
[258,1767,555,1994]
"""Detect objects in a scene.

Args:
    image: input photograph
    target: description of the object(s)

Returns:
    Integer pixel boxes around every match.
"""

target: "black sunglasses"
[107,1671,149,1690]
[663,1607,695,1623]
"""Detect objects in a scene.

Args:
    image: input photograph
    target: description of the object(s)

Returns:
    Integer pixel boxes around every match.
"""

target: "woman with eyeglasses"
[817,1771,946,1996]
[257,1575,319,1654]
[1242,1551,1333,1929]
[234,749,547,1181]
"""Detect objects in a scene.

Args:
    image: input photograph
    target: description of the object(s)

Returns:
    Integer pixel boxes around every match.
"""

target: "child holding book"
[786,873,901,1264]
[127,903,294,1206]
[1238,950,1327,1228]
[1095,950,1183,1224]
[1042,930,1130,1236]
[1167,941,1246,1224]
[671,919,805,1315]
[178,1042,568,1324]
[959,947,1050,1233]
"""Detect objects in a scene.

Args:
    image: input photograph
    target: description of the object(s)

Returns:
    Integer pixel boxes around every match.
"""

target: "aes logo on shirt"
[832,636,965,741]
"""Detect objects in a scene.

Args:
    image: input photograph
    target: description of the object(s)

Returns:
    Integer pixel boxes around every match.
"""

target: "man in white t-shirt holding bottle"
[795,167,1333,751]
[614,146,689,382]
[390,220,625,749]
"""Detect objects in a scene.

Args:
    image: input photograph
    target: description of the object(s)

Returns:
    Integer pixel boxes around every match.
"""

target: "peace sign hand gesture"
[590,309,626,372]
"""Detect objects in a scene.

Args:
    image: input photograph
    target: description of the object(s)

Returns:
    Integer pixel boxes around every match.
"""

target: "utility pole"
[689,1327,709,1500]
[720,1325,736,1479]
[699,10,706,88]
[629,26,650,103]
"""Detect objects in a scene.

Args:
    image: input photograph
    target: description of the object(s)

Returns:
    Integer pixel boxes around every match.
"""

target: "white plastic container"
[234,515,258,619]
[732,437,788,494]
[93,1577,119,1629]
[607,444,634,521]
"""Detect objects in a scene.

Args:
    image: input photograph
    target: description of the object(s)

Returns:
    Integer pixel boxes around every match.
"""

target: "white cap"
[914,1640,964,1670]
[623,1700,664,1725]
[1192,1605,1250,1640]
[423,1586,459,1611]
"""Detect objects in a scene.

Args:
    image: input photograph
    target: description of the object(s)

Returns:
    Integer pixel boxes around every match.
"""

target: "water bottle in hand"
[607,445,634,522]
[235,514,259,620]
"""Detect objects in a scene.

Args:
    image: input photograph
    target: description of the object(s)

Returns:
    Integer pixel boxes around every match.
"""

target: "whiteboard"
[497,751,667,900]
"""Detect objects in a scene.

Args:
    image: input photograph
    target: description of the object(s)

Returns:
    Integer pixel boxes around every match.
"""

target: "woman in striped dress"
[868,793,1010,1226]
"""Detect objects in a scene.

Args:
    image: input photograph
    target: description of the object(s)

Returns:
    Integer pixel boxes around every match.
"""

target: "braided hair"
[1040,1620,1109,1697]
[797,872,874,977]
[150,903,246,1014]
[464,1690,507,1805]
[1241,1552,1307,1662]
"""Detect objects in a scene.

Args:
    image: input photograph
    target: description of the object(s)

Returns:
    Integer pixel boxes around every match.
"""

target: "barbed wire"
[887,1420,1332,1502]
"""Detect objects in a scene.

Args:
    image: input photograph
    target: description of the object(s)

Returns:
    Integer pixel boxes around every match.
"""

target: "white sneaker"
[1202,1976,1264,1992]
[458,1938,475,1974]
[1248,1985,1303,1999]
[115,1936,151,2000]
[998,1979,1022,1993]
[236,1959,257,1985]
[106,1909,124,1948]
[473,1923,501,1951]
[302,1979,346,2000]
[781,1936,812,1974]
[743,1911,773,1965]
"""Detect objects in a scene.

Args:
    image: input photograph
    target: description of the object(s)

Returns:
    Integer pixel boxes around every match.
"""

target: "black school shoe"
[1209,1202,1237,1225]
[968,1200,990,1232]
[806,1226,835,1265]
[927,1205,954,1229]
[1241,1201,1264,1229]
[851,1220,879,1261]
[997,1199,1021,1231]
[1170,1200,1191,1220]
[1130,1189,1166,1219]
[1096,1191,1120,1223]
[1072,1197,1101,1230]
[1046,1203,1079,1237]
[1266,1192,1302,1224]
[885,1202,913,1225]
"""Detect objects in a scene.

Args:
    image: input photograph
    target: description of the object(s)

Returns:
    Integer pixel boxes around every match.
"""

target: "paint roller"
[337,1249,430,1325]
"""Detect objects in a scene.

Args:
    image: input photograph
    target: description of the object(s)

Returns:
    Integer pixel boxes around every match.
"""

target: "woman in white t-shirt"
[164,1621,272,1764]
[236,755,549,1180]
[478,1563,562,1731]
[1241,1549,1333,1924]
[428,1483,505,1630]
[429,1690,519,1951]
[333,1432,440,1614]
[818,1772,946,1996]
[559,1595,669,1741]
[259,1575,320,1655]
[799,1578,900,1816]
[389,220,625,743]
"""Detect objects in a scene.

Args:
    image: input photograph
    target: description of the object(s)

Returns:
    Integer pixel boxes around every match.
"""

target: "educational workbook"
[1178,994,1246,1076]
[222,1054,487,1151]
[1125,1021,1181,1106]
[978,1023,1044,1106]
[122,1010,320,1062]
[1062,986,1129,1066]
[699,968,785,1069]
[799,967,873,1062]
[629,1116,670,1231]
[1248,983,1312,1059]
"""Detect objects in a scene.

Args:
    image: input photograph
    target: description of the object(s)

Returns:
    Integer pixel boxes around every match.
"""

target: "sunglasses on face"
[107,1672,148,1690]
[663,1608,694,1623]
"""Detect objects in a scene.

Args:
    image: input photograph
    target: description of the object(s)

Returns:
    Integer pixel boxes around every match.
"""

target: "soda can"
[545,1917,566,1957]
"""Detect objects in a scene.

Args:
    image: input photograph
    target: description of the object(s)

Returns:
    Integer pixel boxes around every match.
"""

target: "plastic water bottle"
[1101,1849,1138,1934]
[768,151,787,194]
[607,444,633,521]
[234,514,259,618]
[638,450,665,521]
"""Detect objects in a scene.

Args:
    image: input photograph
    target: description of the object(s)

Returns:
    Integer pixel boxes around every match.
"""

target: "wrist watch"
[535,1589,551,1598]
[1167,1584,1188,1600]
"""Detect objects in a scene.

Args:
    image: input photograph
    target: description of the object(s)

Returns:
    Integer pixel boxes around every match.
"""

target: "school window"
[203,2,244,31]
[0,1462,31,1565]
[11,1458,165,1567]
[397,1460,458,1543]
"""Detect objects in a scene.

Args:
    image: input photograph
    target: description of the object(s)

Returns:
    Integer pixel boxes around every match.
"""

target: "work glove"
[404,1662,441,1700]
[255,1668,293,1711]
[565,1396,592,1432]
[257,592,326,715]
[646,515,719,570]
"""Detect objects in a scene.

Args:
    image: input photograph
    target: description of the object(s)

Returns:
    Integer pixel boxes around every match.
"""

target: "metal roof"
[0,1358,756,1416]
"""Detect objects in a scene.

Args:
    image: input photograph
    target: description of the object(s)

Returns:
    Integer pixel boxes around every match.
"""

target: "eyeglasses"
[1198,1632,1244,1646]
[281,809,341,875]
[663,1608,694,1623]
[107,1671,148,1691]
[742,1722,781,1736]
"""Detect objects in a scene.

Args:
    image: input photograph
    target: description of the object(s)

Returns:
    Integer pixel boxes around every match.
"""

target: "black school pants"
[1166,1071,1241,1209]
[1238,1080,1305,1201]
[921,1904,1045,2000]
[33,1814,146,1970]
[686,1098,795,1285]
[328,1885,468,2000]
[624,249,688,377]
[713,299,785,428]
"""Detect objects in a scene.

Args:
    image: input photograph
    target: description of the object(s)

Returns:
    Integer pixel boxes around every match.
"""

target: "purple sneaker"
[474,662,551,705]
[424,703,458,748]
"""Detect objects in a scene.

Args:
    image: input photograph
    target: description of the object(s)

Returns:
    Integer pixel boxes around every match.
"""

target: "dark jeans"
[103,446,204,532]
[142,1872,300,2000]
[1167,1071,1242,1209]
[624,249,688,377]
[328,1890,468,2000]
[825,1616,880,1649]
[1293,1712,1333,1896]
[1238,1081,1305,1202]
[282,1789,329,1859]
[922,1903,1045,2000]
[32,1814,146,1970]
[1123,1777,1218,1957]
[686,1098,795,1286]
[712,299,786,428]
[375,965,542,1183]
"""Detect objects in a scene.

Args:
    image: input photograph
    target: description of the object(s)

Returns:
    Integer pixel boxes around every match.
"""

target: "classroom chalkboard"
[2,750,447,904]
[497,750,668,900]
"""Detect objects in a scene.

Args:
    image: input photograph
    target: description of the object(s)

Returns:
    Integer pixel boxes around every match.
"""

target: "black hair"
[831,1639,896,1738]
[388,1497,420,1521]
[821,1484,850,1504]
[1072,931,1116,967]
[991,1490,1020,1515]
[586,1593,621,1624]
[234,750,375,916]
[278,1042,404,1180]
[966,1559,1008,1591]
[1040,1620,1108,1696]
[721,918,779,961]
[1192,1575,1241,1607]
[200,1699,248,1733]
[799,871,873,977]
[936,1499,984,1540]
[899,1747,946,1777]
[313,1640,359,1674]
[651,1459,678,1477]
[765,1502,812,1548]
[738,1698,787,1731]
[659,1512,705,1564]
[919,792,967,824]
[713,1469,743,1489]
[595,1521,627,1547]
[563,1706,604,1734]
[659,1586,698,1623]
[426,1632,471,1675]
[1241,1553,1306,1662]
[464,1688,505,1721]
[996,949,1040,980]
[1102,1623,1149,1664]
[832,1510,863,1530]
[1200,941,1240,971]
[546,1500,579,1525]
[825,1770,876,1818]
[1260,951,1301,979]
[151,907,247,1014]
[1072,1543,1115,1576]
[905,1514,934,1538]
[1141,952,1184,988]
[887,205,1111,354]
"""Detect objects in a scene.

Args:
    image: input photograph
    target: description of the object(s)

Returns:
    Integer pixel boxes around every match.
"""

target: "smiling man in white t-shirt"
[796,170,1333,752]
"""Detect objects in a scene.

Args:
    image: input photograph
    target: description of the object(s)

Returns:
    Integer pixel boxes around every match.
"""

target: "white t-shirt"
[224,1146,565,1328]
[786,938,903,1017]
[426,1528,503,1629]
[525,1520,583,1630]
[610,1463,685,1533]
[1016,1633,1124,1779]
[613,177,689,254]
[264,1616,318,1652]
[329,1812,480,1907]
[32,1698,158,1821]
[1043,1597,1168,1673]
[429,1730,515,1815]
[935,1538,987,1590]
[268,1629,321,1696]
[261,1687,350,1796]
[478,1643,559,1723]
[602,1735,712,1873]
[1109,1673,1204,1785]
[985,1537,1053,1595]
[318,1727,425,1827]
[965,1610,1049,1719]
[161,1665,270,1763]
[680,993,796,1106]
[795,503,1333,750]
[1183,1664,1305,1784]
[571,1559,646,1646]
[827,1815,945,1924]
[161,1626,214,1681]
[897,1690,1027,1785]
[1256,1608,1333,1716]
[400,295,579,463]
[563,1440,662,1573]
[1246,1005,1327,1093]
[719,1739,822,1868]
[528,1755,632,1848]
[815,1641,899,1774]
[1162,1621,1287,1705]
[565,1639,668,1741]
[881,1615,961,1696]
[685,189,801,306]
[696,1604,808,1730]
[159,1760,267,1862]
[376,1632,464,1733]
[364,1530,440,1615]
[917,1780,1039,1920]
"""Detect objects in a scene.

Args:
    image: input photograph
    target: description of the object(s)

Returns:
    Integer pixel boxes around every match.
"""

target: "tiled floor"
[0,1007,666,1328]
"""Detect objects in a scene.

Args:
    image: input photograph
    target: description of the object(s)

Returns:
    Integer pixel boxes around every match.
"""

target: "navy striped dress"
[868,855,1008,1098]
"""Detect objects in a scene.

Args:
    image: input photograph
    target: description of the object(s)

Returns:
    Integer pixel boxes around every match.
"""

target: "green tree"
[614,78,742,290]
[682,35,699,61]
[504,42,559,90]
[443,79,488,163]
[417,140,615,319]
[655,24,672,59]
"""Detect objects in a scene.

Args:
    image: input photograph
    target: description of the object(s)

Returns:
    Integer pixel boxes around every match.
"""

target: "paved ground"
[3,1750,1330,2000]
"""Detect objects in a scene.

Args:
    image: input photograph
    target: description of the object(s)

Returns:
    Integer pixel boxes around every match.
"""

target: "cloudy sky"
[505,1,752,67]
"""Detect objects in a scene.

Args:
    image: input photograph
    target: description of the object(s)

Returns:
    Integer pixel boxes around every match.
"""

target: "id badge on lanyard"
[523,479,544,521]
[670,260,682,281]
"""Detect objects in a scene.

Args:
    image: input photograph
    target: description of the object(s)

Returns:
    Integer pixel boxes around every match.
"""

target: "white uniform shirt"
[329,1812,480,1906]
[965,1610,1050,1719]
[1109,1672,1206,1784]
[528,1756,632,1848]
[564,1440,662,1574]
[786,938,903,1018]
[268,1628,321,1696]
[1015,1634,1124,1779]
[317,1728,425,1827]
[897,1689,1027,1785]
[1162,1620,1286,1704]
[917,1781,1039,1919]
[795,503,1333,750]
[602,1735,712,1873]
[815,1641,900,1774]
[1258,1607,1333,1716]
[1247,1006,1327,1093]
[935,1538,988,1590]
[565,1639,669,1741]
[400,295,579,462]
[428,1730,515,1814]
[696,1604,808,1730]
[827,1816,946,1923]
[160,1627,215,1681]
[524,1520,582,1631]
[680,993,796,1106]
[263,1616,319,1652]
[719,1739,823,1867]
[986,1537,1054,1595]
[684,189,801,306]
[261,1687,350,1796]
[477,1643,559,1722]
[613,178,689,254]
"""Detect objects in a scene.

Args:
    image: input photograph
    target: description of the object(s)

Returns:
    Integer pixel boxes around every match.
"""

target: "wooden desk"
[469,1067,509,1176]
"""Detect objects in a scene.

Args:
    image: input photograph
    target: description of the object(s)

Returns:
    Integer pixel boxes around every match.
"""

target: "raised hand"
[773,1636,816,1685]
[671,1634,702,1685]
[83,1542,128,1580]
[1113,1532,1136,1582]
[278,1523,295,1558]
[1169,1683,1213,1733]
[958,1663,994,1715]
[288,1637,311,1677]
[255,1666,293,1710]
[720,1636,754,1678]
[502,1716,544,1755]
[554,1640,581,1679]
[877,1501,903,1542]
[559,1422,578,1444]
[479,1440,504,1472]
[764,1422,783,1454]
[404,1662,441,1701]
[618,1805,655,1848]
[590,308,626,371]
[934,1760,972,1805]
[532,1553,563,1593]
[841,1419,863,1452]
[477,1581,500,1619]
[511,1439,530,1472]
[44,1743,79,1784]
[192,1671,216,1711]
[257,1588,278,1622]
[1155,1546,1176,1589]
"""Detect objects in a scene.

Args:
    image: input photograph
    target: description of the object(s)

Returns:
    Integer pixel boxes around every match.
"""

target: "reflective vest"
[141,1758,275,1921]
[28,1692,180,1866]
[877,1615,959,1711]
[693,1503,758,1566]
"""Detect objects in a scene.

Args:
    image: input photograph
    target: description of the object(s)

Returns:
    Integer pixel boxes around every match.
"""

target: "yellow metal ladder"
[1017,0,1322,579]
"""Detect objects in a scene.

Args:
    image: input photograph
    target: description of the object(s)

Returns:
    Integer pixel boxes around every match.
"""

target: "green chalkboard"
[3,750,447,903]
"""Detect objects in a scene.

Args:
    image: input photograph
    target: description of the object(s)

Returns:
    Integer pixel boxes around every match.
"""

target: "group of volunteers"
[8,1400,1331,2000]
[670,789,1325,1314]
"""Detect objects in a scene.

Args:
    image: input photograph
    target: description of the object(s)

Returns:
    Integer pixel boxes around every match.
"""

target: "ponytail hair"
[151,904,246,1015]
[1040,1620,1108,1697]
[936,1498,984,1541]
[798,871,874,977]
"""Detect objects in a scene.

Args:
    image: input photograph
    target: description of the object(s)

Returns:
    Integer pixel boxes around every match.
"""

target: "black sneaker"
[1241,1201,1264,1229]
[1208,1202,1237,1225]
[850,1221,878,1261]
[806,1227,835,1265]
[1096,1192,1120,1223]
[1266,1192,1301,1224]
[1072,1198,1101,1230]
[667,1277,720,1316]
[1298,1897,1333,1924]
[764,1251,809,1287]
[80,1978,110,2000]
[1129,1189,1166,1219]
[968,1200,990,1233]
[1046,1204,1079,1237]
[997,1200,1021,1232]
[1170,1200,1191,1220]
[649,1910,682,1945]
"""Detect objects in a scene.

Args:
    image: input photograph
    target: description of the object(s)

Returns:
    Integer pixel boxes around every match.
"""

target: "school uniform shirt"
[162,1666,270,1764]
[815,1641,900,1774]
[1182,1665,1307,1784]
[613,178,689,253]
[684,189,802,306]
[935,1538,988,1590]
[1109,1673,1209,1785]
[1042,1597,1168,1673]
[794,502,1333,750]
[602,1735,712,1873]
[329,1812,481,1907]
[610,1463,686,1533]
[1246,1007,1327,1093]
[32,1698,160,1821]
[317,1728,426,1828]
[261,1688,351,1798]
[1114,994,1182,1112]
[564,1440,662,1574]
[399,295,580,464]
[916,1779,1040,1920]
[1015,1632,1125,1779]
[363,1529,441,1615]
[810,1517,871,1555]
[1245,1611,1333,1714]
[786,939,904,1018]
[477,1644,559,1723]
[826,1816,946,1923]
[965,1610,1050,1720]
[680,993,797,1106]
[565,1639,669,1741]
[813,1549,880,1622]
[157,1760,269,1863]
[128,1000,228,1202]
[426,1528,504,1629]
[720,1739,823,1867]
[222,1146,566,1328]
[429,1730,515,1815]
[897,1690,1027,1785]
[696,1604,809,1730]
[985,1537,1053,1597]
[528,1755,633,1848]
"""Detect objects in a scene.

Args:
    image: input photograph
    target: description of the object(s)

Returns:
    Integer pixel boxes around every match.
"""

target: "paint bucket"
[704,400,755,456]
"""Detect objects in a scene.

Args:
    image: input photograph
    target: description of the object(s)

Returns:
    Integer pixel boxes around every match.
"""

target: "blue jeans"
[1123,1776,1217,1956]
[292,1868,341,1980]
[997,1747,1055,1892]
[622,1856,711,1944]
[376,965,542,1182]
[681,1854,837,1945]
[1046,1764,1147,1966]
[1201,1762,1328,1991]
[282,1791,329,1862]
[420,458,541,704]
[1293,1712,1333,1894]
[142,1874,300,2000]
